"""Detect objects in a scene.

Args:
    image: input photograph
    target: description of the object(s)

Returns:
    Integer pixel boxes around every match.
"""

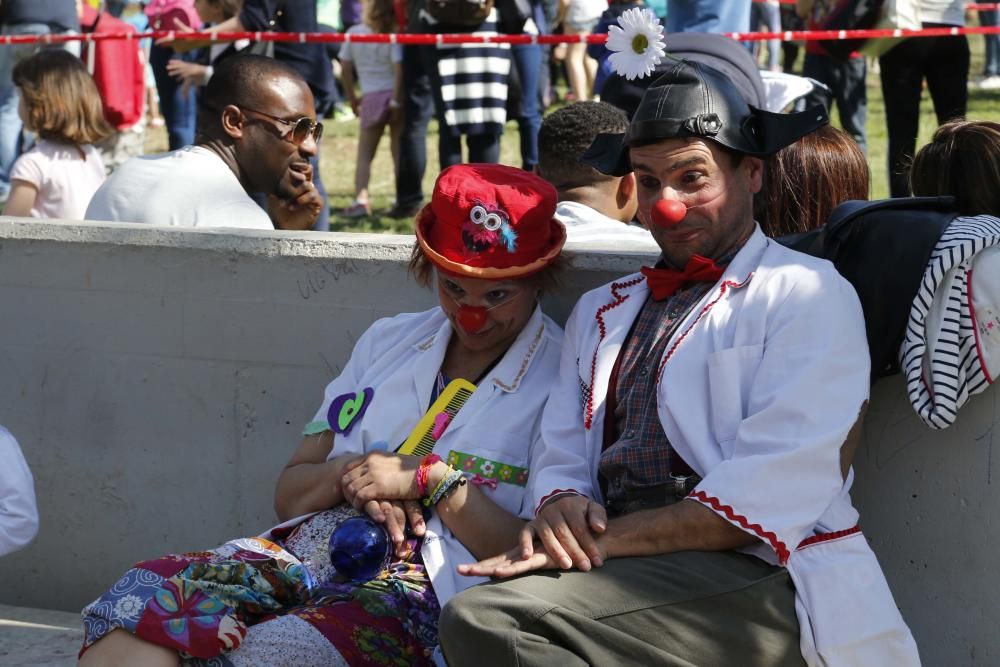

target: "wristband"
[424,466,464,507]
[415,453,442,497]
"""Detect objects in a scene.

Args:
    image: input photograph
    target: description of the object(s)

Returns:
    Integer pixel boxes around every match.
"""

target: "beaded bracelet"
[424,466,465,507]
[415,454,442,497]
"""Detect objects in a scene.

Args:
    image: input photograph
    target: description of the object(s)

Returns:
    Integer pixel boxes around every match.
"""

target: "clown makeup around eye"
[439,277,522,309]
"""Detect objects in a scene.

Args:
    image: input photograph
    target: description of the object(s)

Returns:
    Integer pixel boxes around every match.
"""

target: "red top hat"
[415,164,566,280]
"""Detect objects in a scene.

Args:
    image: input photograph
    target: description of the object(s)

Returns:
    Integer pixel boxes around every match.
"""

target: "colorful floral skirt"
[80,506,440,666]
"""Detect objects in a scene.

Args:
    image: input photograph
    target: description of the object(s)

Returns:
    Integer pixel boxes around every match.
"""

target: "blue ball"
[328,516,391,582]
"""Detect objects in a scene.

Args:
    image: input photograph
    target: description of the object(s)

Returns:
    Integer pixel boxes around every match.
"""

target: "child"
[339,0,403,218]
[2,50,111,220]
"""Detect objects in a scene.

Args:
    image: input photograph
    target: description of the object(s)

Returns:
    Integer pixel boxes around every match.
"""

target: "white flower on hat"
[605,8,666,81]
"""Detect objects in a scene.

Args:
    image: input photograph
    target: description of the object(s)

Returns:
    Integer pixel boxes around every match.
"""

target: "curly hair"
[537,101,629,190]
[13,49,112,146]
[911,120,1000,217]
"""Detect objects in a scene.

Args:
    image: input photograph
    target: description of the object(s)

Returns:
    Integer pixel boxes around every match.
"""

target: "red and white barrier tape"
[1,24,998,46]
[752,0,1000,6]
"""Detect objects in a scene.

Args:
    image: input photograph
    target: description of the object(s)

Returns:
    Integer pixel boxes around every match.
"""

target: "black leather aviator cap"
[583,58,829,177]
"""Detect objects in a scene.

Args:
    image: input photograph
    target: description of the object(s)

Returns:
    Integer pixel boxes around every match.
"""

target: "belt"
[604,474,702,518]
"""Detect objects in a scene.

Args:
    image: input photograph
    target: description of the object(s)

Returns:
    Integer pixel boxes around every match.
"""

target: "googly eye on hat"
[415,164,566,280]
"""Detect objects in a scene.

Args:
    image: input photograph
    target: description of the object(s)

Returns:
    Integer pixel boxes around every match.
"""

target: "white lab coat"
[0,425,38,557]
[528,227,920,666]
[268,306,563,607]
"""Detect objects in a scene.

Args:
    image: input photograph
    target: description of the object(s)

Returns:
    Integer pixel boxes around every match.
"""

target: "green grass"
[147,34,1000,233]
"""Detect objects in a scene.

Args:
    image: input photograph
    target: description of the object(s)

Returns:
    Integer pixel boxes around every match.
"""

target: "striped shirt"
[428,8,510,135]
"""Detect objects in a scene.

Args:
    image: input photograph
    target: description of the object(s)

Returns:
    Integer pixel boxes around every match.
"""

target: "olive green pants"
[439,550,806,666]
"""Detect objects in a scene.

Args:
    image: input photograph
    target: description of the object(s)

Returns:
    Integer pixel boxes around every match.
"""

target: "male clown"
[437,59,920,665]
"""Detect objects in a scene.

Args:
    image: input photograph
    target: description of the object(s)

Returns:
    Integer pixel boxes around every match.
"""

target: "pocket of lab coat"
[707,344,764,452]
[445,432,532,517]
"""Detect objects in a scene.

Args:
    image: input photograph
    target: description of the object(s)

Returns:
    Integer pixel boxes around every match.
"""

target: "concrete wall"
[0,219,995,664]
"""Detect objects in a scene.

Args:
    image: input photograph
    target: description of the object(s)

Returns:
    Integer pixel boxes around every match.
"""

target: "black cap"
[584,58,829,177]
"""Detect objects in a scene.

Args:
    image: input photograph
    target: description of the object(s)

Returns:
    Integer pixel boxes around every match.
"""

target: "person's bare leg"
[353,123,385,205]
[584,51,597,95]
[566,39,590,101]
[78,628,179,667]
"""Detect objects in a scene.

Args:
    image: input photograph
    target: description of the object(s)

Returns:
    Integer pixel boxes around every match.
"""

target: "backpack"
[779,197,957,381]
[426,0,495,28]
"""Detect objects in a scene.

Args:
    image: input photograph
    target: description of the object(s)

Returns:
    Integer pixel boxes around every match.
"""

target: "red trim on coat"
[584,277,645,430]
[796,525,861,550]
[967,267,995,384]
[535,488,583,516]
[655,275,753,384]
[688,489,791,565]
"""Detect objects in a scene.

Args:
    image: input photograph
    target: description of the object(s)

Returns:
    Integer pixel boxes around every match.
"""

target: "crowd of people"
[2,1,1000,666]
[0,0,996,229]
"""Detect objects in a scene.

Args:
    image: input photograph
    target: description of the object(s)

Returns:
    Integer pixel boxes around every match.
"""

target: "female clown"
[78,164,567,667]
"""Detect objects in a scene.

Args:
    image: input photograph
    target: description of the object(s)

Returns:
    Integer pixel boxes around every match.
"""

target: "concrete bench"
[0,219,996,664]
[0,604,82,666]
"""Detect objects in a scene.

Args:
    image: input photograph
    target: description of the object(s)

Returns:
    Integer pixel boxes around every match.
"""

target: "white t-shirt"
[339,24,402,96]
[86,146,273,229]
[556,200,660,248]
[0,425,38,558]
[9,140,106,220]
[918,0,964,26]
[565,0,607,25]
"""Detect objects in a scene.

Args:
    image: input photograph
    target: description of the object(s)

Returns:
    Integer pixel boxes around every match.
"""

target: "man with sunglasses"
[87,54,323,231]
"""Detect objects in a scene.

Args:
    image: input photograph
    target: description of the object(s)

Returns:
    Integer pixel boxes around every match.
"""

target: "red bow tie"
[641,255,725,301]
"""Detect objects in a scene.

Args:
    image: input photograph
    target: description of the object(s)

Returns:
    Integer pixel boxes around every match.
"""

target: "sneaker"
[332,105,356,122]
[386,201,422,219]
[342,201,371,218]
[980,75,1000,90]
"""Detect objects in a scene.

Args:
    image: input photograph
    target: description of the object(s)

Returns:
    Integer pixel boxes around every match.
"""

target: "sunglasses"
[239,106,323,145]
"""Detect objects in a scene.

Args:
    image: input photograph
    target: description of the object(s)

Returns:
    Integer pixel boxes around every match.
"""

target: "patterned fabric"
[601,249,738,506]
[446,450,529,486]
[81,509,439,666]
[901,215,1000,428]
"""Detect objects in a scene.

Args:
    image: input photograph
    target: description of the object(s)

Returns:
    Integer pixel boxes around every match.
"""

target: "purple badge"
[327,387,374,436]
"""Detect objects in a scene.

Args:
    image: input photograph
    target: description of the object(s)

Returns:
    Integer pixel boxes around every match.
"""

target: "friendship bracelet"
[429,468,466,506]
[423,465,457,506]
[438,474,467,504]
[415,454,442,497]
[424,466,465,507]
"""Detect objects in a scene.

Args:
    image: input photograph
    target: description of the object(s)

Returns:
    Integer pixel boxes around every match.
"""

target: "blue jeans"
[803,53,868,153]
[395,44,434,210]
[511,44,542,171]
[750,3,781,70]
[0,23,57,198]
[149,43,198,150]
[980,10,1000,76]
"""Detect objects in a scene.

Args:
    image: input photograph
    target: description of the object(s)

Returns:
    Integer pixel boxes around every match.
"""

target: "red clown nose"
[457,306,489,333]
[651,199,687,228]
